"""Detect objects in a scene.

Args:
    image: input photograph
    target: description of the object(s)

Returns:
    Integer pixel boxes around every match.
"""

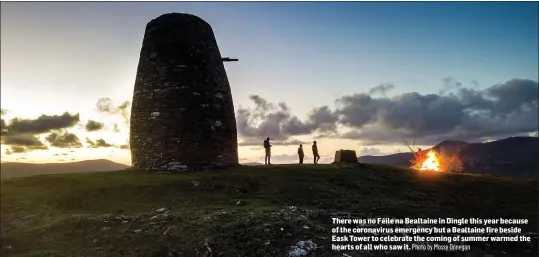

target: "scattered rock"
[192,181,200,187]
[287,206,298,212]
[134,229,142,234]
[156,207,168,213]
[263,241,271,246]
[264,228,271,232]
[202,240,212,256]
[100,227,110,231]
[288,240,317,257]
[303,225,310,230]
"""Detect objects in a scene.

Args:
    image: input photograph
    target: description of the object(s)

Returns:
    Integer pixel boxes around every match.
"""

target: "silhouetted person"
[312,141,320,164]
[263,137,272,165]
[298,144,304,164]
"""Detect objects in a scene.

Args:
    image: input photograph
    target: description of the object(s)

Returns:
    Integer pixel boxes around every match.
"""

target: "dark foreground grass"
[1,164,537,257]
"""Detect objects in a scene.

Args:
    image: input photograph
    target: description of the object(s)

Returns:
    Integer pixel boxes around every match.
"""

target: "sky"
[1,1,538,165]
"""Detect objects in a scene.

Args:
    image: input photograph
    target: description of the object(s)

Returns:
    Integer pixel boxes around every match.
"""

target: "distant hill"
[358,136,539,178]
[241,162,263,166]
[0,159,131,180]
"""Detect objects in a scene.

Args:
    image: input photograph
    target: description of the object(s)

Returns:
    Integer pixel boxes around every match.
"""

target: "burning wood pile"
[403,139,464,173]
[410,149,463,172]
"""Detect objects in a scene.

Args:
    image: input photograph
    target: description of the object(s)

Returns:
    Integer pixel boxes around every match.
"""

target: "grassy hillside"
[0,159,131,180]
[1,164,537,257]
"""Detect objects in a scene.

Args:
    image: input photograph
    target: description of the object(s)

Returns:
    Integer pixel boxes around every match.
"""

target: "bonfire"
[410,149,464,172]
[411,150,440,171]
[402,138,465,173]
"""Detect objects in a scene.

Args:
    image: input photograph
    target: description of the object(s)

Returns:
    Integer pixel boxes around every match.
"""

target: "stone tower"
[129,13,238,171]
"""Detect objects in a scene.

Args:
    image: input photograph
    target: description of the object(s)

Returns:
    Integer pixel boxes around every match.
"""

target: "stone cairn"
[333,150,359,164]
[129,13,238,171]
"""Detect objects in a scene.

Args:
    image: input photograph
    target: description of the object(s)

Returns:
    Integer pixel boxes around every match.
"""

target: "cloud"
[4,112,80,134]
[368,83,395,97]
[1,119,6,134]
[238,138,308,146]
[85,120,104,132]
[358,147,383,156]
[119,144,129,149]
[96,97,131,124]
[335,79,538,145]
[1,133,48,150]
[236,95,337,144]
[45,131,83,148]
[10,146,29,154]
[86,138,114,148]
[238,78,537,146]
[439,77,463,95]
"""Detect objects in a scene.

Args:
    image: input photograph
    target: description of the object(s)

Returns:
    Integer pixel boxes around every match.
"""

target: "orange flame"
[410,149,464,173]
[412,150,441,171]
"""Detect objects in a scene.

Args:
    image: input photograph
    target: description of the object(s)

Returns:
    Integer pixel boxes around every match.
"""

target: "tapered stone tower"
[129,13,238,171]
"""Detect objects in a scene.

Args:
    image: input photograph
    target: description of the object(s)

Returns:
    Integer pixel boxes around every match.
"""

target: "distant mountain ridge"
[1,159,131,180]
[358,136,539,178]
[241,162,264,166]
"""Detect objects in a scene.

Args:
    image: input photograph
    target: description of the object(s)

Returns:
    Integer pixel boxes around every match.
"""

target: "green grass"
[1,164,537,257]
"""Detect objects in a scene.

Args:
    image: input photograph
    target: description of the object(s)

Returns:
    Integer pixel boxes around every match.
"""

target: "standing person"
[298,144,304,164]
[263,137,272,165]
[312,141,321,164]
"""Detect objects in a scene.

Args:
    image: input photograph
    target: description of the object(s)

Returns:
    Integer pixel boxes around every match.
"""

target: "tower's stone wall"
[129,13,238,171]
